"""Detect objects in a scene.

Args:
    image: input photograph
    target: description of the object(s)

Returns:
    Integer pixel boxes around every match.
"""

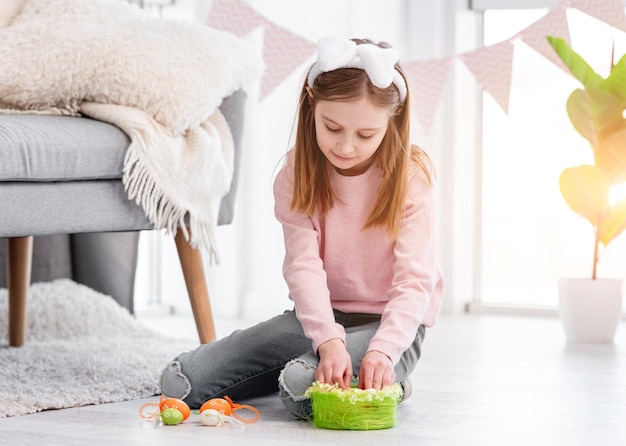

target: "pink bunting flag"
[567,0,626,33]
[403,58,453,134]
[260,23,317,99]
[207,0,264,36]
[518,5,572,75]
[207,0,316,100]
[459,40,515,114]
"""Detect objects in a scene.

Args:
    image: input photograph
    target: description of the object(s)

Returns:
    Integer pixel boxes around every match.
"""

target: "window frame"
[466,0,626,316]
[468,4,562,316]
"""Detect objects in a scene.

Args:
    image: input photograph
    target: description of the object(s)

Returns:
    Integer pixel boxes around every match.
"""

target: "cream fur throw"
[0,0,264,260]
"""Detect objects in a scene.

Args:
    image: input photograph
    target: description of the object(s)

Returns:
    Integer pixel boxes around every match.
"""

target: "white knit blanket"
[0,0,264,261]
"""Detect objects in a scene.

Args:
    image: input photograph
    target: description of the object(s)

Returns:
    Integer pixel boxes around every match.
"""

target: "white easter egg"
[199,408,223,426]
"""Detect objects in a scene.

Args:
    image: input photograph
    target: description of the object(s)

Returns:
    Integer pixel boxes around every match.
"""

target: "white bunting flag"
[459,40,515,114]
[519,5,572,74]
[568,0,626,33]
[404,58,453,133]
[260,24,317,99]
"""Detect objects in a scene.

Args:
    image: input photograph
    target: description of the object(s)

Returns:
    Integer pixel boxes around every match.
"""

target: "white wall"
[136,0,480,321]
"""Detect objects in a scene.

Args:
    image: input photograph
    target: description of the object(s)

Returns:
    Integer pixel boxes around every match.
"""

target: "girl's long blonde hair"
[290,39,434,239]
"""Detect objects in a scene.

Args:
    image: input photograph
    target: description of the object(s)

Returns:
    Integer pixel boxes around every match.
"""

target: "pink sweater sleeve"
[366,169,444,363]
[273,160,347,352]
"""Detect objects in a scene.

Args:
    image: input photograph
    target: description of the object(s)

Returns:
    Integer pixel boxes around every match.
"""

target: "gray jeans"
[159,309,425,418]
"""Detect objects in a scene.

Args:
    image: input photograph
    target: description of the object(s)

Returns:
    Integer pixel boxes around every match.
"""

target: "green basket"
[306,382,402,430]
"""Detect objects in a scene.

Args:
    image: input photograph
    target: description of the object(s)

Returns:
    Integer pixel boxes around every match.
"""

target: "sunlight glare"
[609,182,626,206]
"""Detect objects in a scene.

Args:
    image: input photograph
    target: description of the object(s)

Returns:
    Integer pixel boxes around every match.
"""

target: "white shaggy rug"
[0,279,196,418]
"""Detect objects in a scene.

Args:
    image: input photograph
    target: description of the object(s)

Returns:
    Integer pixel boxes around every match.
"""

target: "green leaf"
[595,126,626,184]
[600,53,626,104]
[599,194,626,246]
[567,88,626,148]
[547,36,604,89]
[559,165,610,226]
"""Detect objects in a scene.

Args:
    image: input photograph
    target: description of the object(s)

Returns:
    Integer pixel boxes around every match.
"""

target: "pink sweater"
[273,153,444,364]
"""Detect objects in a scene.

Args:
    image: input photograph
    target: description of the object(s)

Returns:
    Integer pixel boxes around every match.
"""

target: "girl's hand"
[358,350,396,391]
[316,338,353,389]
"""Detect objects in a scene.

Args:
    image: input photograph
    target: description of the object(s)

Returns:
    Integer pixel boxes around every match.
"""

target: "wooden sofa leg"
[174,230,217,344]
[7,236,33,347]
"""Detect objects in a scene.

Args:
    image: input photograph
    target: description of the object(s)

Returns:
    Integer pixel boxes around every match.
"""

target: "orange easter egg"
[200,398,232,416]
[160,397,191,421]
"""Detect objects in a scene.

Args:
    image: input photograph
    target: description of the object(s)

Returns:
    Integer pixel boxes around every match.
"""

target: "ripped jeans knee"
[160,360,192,400]
[278,357,318,420]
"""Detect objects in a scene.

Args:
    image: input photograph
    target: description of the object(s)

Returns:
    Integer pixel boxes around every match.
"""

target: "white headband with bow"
[307,36,407,103]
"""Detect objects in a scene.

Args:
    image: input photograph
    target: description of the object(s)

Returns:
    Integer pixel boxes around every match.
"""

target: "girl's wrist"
[317,338,345,355]
[366,349,393,364]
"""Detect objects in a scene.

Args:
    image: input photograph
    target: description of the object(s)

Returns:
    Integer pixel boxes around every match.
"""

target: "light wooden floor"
[0,313,624,446]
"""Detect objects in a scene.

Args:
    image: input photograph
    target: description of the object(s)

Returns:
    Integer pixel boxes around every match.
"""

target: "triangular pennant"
[519,5,572,75]
[207,0,264,36]
[260,23,316,99]
[403,58,453,134]
[459,40,515,114]
[567,0,626,33]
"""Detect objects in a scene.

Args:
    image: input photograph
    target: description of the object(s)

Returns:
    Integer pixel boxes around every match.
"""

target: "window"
[478,7,626,309]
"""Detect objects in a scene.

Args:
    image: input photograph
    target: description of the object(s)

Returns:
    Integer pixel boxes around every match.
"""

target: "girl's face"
[313,96,391,176]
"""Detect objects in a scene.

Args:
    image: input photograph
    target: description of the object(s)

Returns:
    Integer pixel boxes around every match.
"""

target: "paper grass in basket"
[305,381,403,430]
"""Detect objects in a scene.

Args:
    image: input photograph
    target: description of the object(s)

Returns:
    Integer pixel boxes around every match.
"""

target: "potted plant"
[547,36,626,342]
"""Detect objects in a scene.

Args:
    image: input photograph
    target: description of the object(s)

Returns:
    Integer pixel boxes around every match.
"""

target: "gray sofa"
[0,232,140,312]
[0,90,245,326]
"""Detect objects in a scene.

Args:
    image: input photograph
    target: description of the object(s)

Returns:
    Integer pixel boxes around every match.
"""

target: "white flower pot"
[558,278,623,343]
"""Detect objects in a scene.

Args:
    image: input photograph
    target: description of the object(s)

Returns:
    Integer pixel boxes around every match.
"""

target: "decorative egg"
[200,398,232,416]
[160,397,191,420]
[199,409,224,427]
[160,408,184,425]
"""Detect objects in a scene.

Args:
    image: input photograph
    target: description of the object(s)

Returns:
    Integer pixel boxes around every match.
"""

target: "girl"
[160,36,444,419]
